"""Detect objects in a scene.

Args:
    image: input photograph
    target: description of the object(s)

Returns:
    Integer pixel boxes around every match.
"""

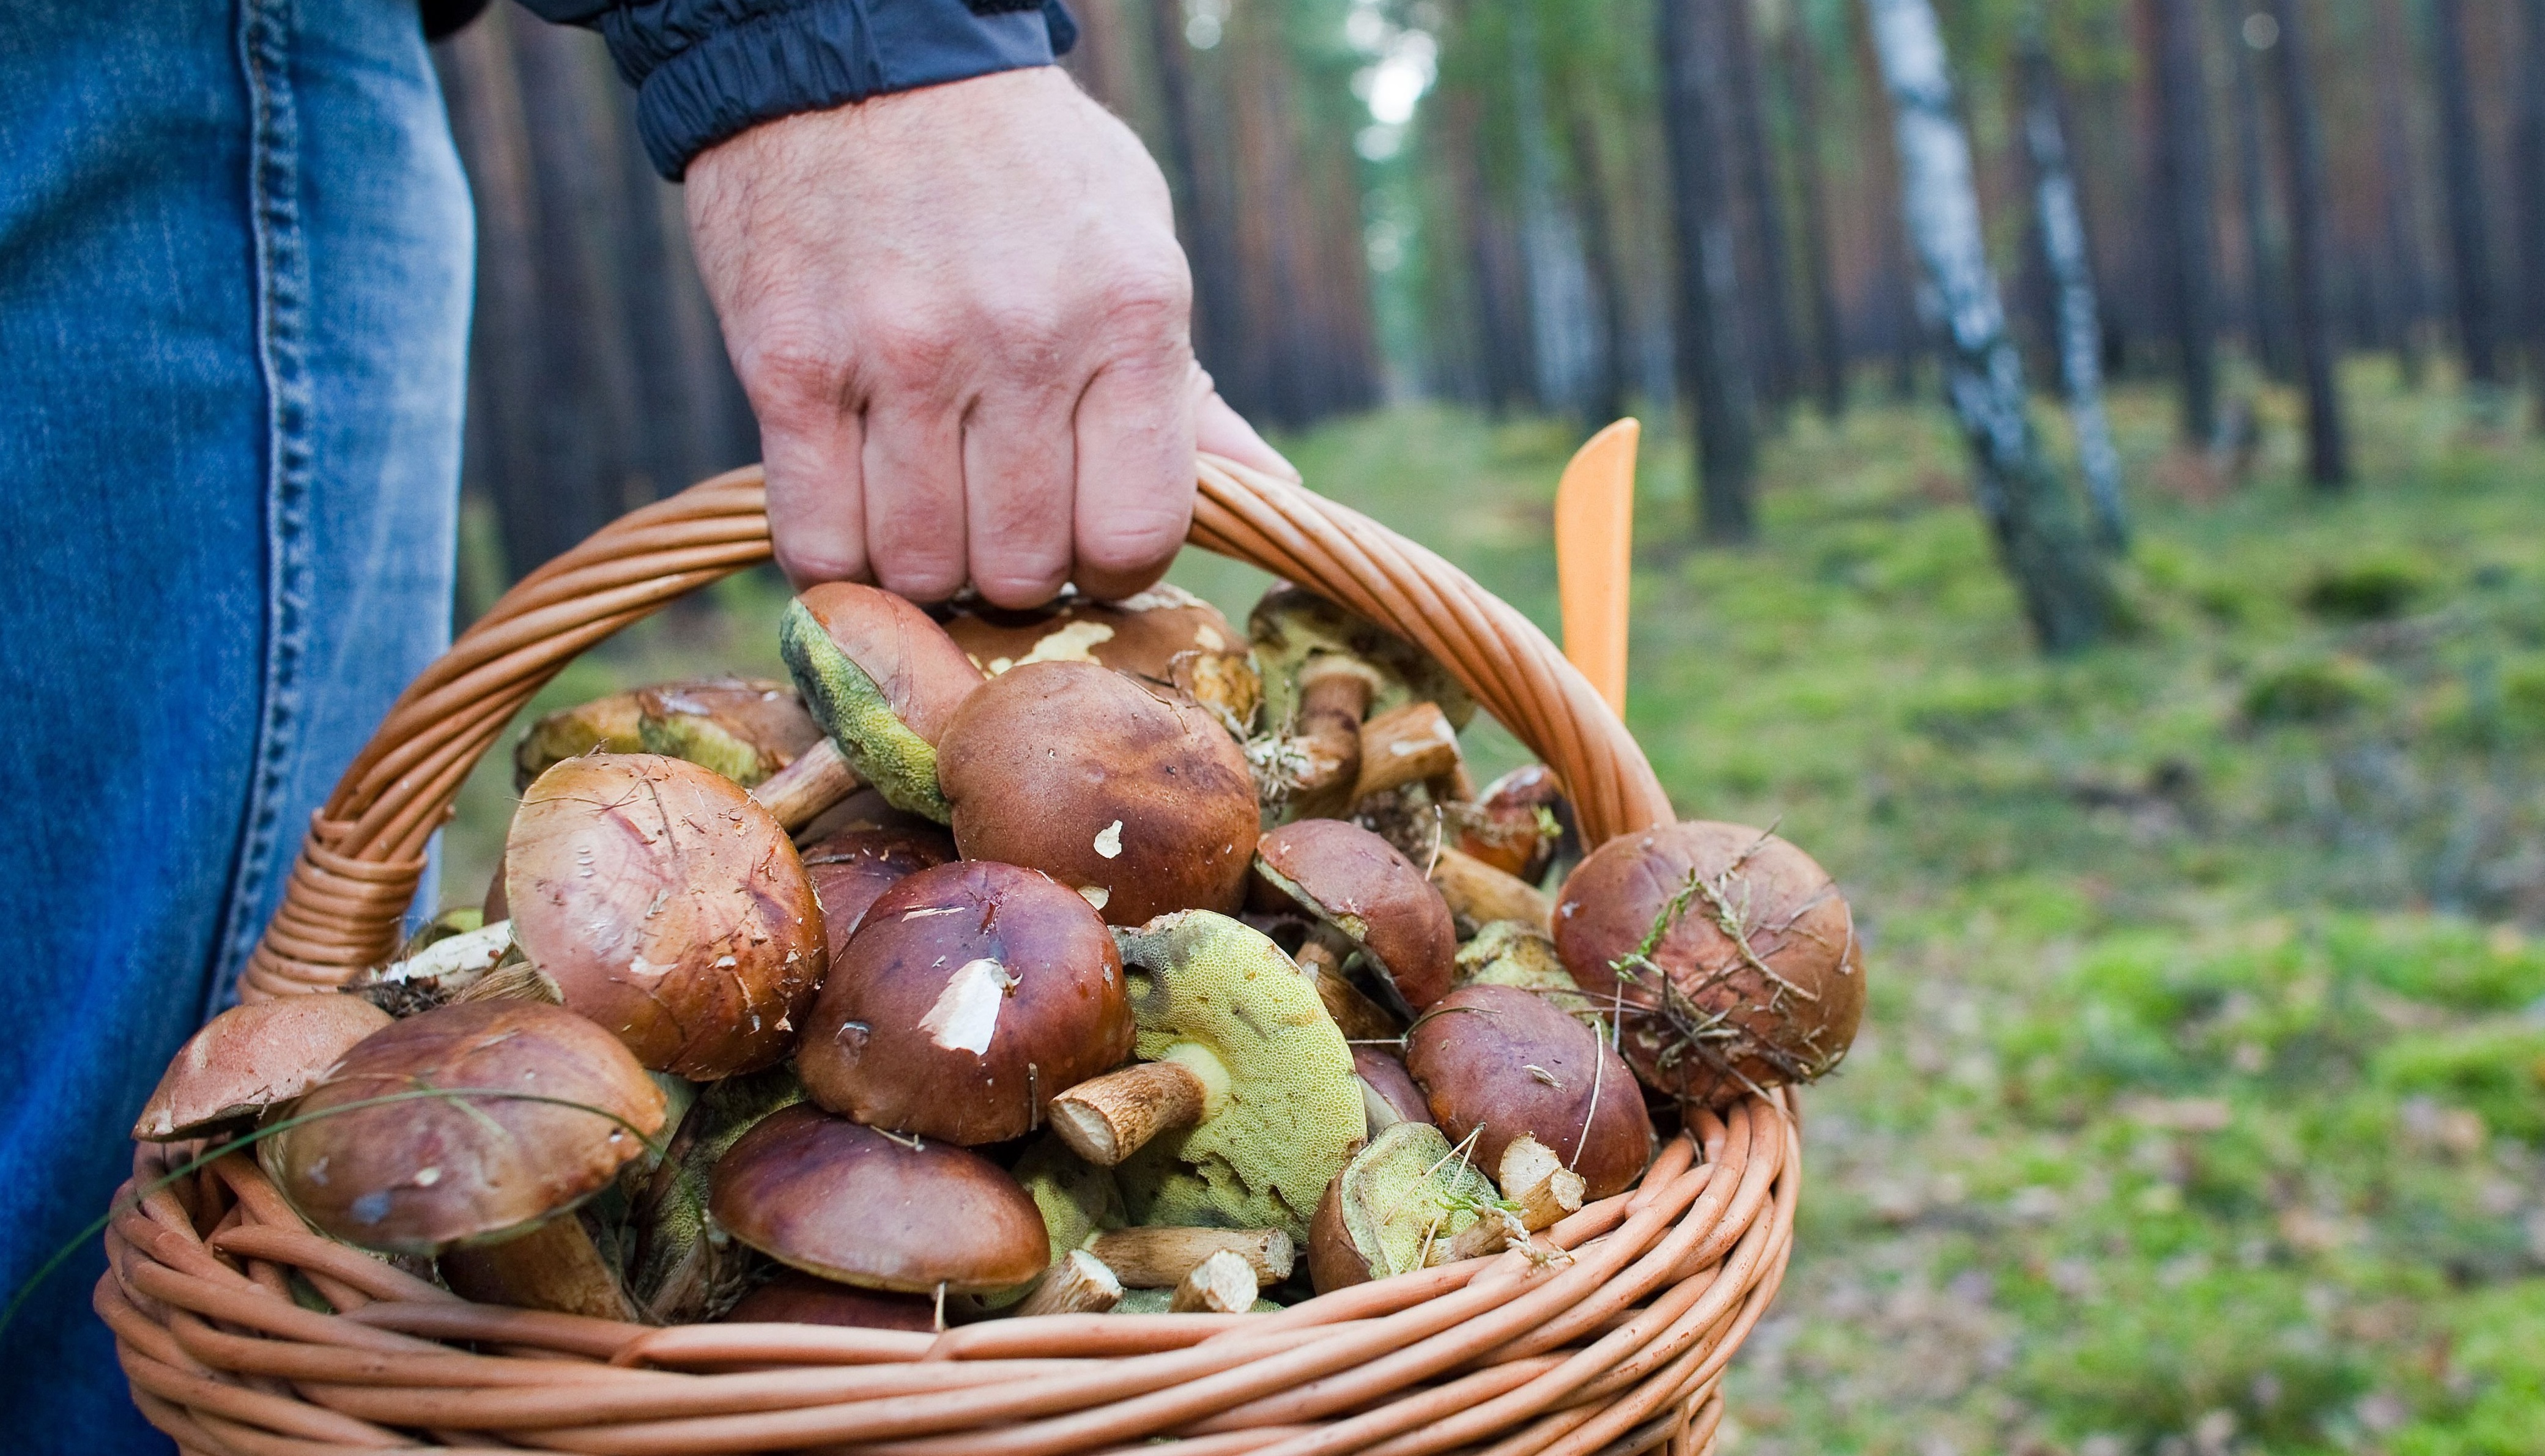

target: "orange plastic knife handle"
[1555,418,1639,718]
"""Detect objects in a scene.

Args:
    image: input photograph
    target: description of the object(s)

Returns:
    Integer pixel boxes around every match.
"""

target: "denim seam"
[208,0,316,1021]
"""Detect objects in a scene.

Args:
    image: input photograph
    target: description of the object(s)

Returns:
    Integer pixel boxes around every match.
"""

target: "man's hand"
[687,67,1293,605]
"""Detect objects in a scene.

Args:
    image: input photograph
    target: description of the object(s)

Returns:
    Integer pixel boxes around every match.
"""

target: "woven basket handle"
[240,456,1672,1001]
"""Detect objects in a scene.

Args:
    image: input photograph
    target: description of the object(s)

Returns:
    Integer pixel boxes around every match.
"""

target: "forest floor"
[445,360,2545,1456]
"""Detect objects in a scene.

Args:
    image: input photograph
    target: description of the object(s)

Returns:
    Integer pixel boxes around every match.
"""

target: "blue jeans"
[0,2,469,1447]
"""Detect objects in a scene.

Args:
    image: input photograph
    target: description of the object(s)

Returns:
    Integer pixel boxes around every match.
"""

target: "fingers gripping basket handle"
[240,457,1673,1001]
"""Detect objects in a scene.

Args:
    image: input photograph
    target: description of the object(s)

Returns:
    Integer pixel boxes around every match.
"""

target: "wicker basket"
[101,458,1799,1456]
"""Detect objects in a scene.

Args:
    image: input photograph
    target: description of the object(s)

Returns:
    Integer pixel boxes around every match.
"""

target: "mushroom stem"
[1013,1249,1124,1317]
[1086,1226,1295,1287]
[1350,701,1464,804]
[749,736,864,832]
[1287,661,1376,816]
[1497,1134,1588,1233]
[1048,1061,1210,1166]
[1431,845,1554,931]
[1167,1249,1261,1314]
[1295,937,1406,1043]
[1437,1209,1525,1265]
[439,1216,638,1321]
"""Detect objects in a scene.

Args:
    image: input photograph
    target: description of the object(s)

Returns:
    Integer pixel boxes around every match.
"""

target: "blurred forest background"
[429,1,2545,1452]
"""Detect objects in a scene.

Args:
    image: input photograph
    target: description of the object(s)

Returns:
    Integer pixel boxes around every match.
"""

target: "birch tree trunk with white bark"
[1864,0,2113,651]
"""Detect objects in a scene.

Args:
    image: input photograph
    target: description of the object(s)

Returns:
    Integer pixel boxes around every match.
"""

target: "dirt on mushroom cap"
[1111,911,1365,1240]
[1553,819,1865,1107]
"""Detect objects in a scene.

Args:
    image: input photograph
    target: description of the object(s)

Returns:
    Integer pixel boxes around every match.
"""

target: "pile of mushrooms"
[140,571,1862,1329]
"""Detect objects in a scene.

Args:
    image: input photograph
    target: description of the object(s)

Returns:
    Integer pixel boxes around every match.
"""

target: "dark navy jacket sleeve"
[514,0,1080,180]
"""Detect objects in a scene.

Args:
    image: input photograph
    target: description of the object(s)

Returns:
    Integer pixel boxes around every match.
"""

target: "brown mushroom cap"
[134,996,395,1142]
[1404,984,1651,1200]
[506,753,827,1079]
[262,1000,669,1255]
[798,860,1133,1144]
[791,583,986,746]
[1454,765,1576,882]
[709,1105,1048,1293]
[634,676,823,787]
[1352,1046,1434,1134]
[722,1270,939,1330]
[1253,819,1456,1012]
[935,661,1258,926]
[514,692,645,789]
[943,585,1241,681]
[1552,821,1864,1107]
[799,823,957,952]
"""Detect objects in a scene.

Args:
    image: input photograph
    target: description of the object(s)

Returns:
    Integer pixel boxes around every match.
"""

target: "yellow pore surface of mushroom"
[1111,912,1364,1241]
[778,586,982,821]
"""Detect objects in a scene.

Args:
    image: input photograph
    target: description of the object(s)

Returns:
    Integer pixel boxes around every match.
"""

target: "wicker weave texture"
[106,462,1793,1455]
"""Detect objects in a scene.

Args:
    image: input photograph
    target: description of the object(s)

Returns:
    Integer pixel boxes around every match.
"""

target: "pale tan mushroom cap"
[134,995,393,1142]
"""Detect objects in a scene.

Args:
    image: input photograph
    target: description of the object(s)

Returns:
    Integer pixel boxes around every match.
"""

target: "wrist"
[613,0,1074,179]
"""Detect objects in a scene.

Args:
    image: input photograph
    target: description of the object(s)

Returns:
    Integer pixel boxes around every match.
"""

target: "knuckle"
[1092,260,1191,337]
[976,300,1072,379]
[865,317,963,392]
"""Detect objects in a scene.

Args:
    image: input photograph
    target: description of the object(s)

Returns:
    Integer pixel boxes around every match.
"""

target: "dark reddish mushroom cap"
[935,661,1258,926]
[262,1000,669,1255]
[798,859,1133,1145]
[1254,819,1456,1011]
[799,823,958,951]
[1352,1046,1434,1131]
[709,1105,1048,1293]
[506,753,826,1079]
[1404,983,1652,1200]
[722,1270,939,1331]
[1552,821,1864,1108]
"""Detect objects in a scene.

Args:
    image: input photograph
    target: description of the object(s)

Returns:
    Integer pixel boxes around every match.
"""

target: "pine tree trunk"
[1863,0,2113,652]
[2521,0,2545,424]
[2428,0,2498,385]
[1506,4,1597,416]
[2266,0,2349,486]
[2021,31,2128,550]
[2221,0,2291,380]
[1147,0,1247,411]
[1721,0,1799,413]
[1781,15,1848,418]
[1567,106,1633,429]
[1658,0,1760,540]
[433,16,546,584]
[2147,0,2218,443]
[2369,0,2428,386]
[1443,90,1538,414]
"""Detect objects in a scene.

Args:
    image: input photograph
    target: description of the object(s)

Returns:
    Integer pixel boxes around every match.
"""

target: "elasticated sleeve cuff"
[516,0,1078,180]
